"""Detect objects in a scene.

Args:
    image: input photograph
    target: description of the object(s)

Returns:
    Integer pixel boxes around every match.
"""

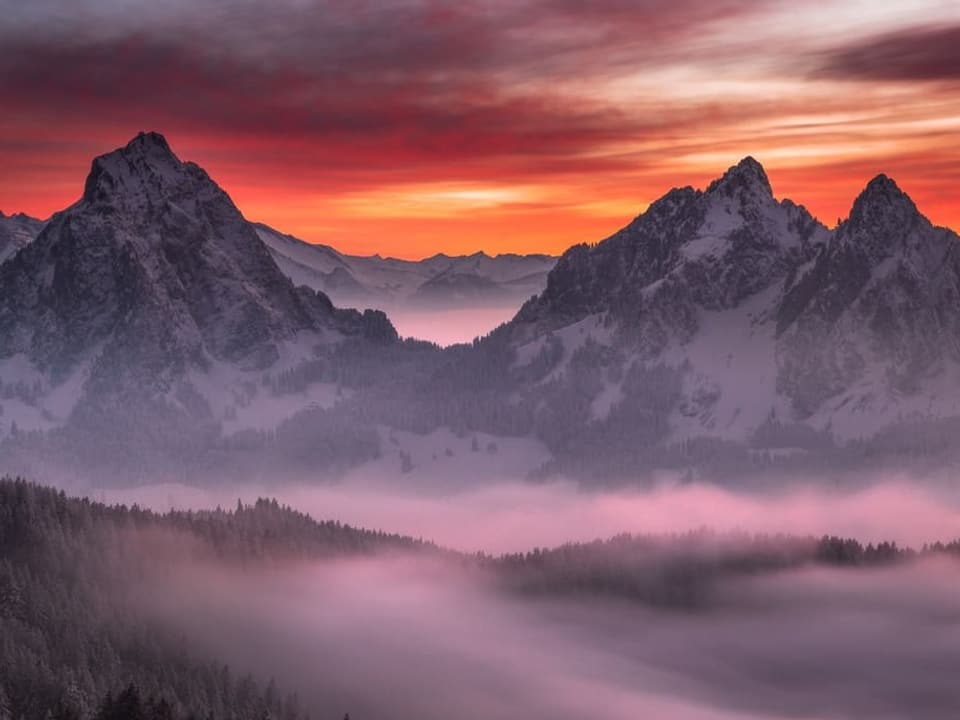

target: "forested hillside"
[0,477,430,720]
[4,477,960,720]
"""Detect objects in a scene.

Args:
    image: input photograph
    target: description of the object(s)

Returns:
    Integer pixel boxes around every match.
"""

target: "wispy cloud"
[2,0,958,254]
[817,24,960,82]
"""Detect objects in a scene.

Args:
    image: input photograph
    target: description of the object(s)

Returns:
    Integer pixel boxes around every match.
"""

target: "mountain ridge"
[2,133,959,483]
[0,132,396,476]
[492,157,960,476]
[252,222,557,312]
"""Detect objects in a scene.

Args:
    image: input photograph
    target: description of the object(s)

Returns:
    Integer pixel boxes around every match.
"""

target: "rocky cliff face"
[0,132,335,377]
[0,132,395,472]
[777,175,960,430]
[3,137,958,482]
[516,158,825,341]
[0,211,43,264]
[502,158,960,463]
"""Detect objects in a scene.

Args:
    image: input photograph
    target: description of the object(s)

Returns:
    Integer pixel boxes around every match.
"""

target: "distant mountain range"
[1,132,959,484]
[254,223,556,311]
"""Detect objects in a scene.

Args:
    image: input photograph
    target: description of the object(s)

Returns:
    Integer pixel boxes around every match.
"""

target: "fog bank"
[137,551,960,720]
[102,478,960,554]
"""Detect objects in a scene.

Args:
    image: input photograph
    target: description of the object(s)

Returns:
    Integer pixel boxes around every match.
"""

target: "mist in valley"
[50,472,956,718]
[8,461,960,719]
[380,306,521,347]
[100,474,960,554]
[127,518,960,720]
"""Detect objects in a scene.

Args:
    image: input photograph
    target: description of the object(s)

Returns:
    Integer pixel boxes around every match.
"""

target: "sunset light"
[2,1,957,257]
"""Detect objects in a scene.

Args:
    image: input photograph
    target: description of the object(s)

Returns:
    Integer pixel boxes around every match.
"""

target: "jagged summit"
[82,130,199,208]
[0,131,397,378]
[96,130,179,170]
[500,156,960,476]
[848,173,918,224]
[513,155,826,333]
[0,132,400,473]
[117,130,176,158]
[131,130,173,149]
[706,156,773,198]
[839,173,925,265]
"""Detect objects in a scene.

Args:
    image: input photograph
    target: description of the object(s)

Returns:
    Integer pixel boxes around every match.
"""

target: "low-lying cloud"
[104,478,960,554]
[135,549,960,720]
[92,473,960,718]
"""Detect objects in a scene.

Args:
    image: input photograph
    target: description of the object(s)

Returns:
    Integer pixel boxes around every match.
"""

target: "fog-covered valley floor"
[7,473,960,720]
[139,551,960,720]
[30,475,944,719]
[376,305,523,347]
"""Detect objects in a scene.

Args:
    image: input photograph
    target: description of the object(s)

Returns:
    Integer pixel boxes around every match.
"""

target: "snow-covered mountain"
[0,132,395,476]
[3,136,958,484]
[777,174,960,439]
[0,211,43,264]
[494,157,960,474]
[254,222,556,311]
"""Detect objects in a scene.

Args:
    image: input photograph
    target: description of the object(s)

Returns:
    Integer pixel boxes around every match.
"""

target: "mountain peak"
[81,131,197,207]
[858,173,912,204]
[706,156,773,198]
[847,173,919,230]
[125,130,175,157]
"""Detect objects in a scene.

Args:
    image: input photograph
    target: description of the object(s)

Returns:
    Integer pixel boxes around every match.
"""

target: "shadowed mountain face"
[1,136,959,483]
[0,133,395,476]
[515,157,827,335]
[777,176,960,417]
[493,160,960,475]
[2,134,316,375]
[0,210,43,264]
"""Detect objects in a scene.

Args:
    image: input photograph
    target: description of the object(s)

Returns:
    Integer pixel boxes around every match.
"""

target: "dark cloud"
[4,0,959,245]
[0,0,768,168]
[818,24,960,82]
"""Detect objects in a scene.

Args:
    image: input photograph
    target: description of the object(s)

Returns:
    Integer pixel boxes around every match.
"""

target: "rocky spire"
[706,156,774,199]
[840,174,924,264]
[82,131,192,208]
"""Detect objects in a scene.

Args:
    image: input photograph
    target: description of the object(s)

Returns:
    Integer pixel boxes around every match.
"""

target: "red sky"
[1,1,959,258]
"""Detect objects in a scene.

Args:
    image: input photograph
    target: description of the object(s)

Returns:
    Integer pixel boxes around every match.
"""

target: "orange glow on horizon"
[2,1,959,259]
[3,135,956,260]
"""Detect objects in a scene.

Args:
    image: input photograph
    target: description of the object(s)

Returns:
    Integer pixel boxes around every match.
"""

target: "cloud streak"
[818,24,960,82]
[2,0,959,255]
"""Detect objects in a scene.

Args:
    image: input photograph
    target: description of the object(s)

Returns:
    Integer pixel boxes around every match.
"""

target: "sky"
[1,0,958,258]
